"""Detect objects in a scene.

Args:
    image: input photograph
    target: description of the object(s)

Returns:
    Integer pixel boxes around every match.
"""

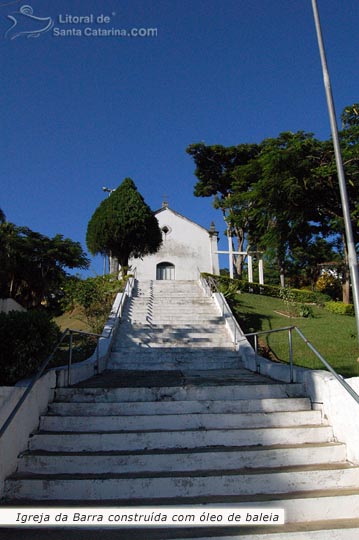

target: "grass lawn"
[52,308,97,368]
[231,293,359,378]
[54,307,92,333]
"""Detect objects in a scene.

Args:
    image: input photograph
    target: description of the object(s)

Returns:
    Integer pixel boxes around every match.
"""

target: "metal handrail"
[198,271,240,346]
[244,325,359,407]
[0,328,103,440]
[0,270,137,440]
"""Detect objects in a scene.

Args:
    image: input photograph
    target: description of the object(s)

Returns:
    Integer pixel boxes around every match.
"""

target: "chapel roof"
[154,205,214,235]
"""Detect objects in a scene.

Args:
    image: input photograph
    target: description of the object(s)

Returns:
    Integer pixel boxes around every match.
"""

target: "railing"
[0,328,105,440]
[244,325,359,406]
[0,271,137,440]
[198,271,240,347]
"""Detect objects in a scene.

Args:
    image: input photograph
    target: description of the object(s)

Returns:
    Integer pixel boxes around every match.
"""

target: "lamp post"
[311,0,359,347]
[101,186,115,275]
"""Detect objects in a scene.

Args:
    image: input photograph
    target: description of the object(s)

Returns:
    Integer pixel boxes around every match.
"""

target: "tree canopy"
[0,220,89,308]
[86,178,162,276]
[186,143,260,276]
[187,104,359,301]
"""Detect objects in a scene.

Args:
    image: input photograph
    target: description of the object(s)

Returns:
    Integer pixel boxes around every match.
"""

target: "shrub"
[201,273,329,305]
[316,273,342,300]
[325,301,355,316]
[0,311,61,385]
[61,275,124,333]
[297,304,314,318]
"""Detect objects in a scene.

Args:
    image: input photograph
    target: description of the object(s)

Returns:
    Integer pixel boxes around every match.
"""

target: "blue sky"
[1,0,358,276]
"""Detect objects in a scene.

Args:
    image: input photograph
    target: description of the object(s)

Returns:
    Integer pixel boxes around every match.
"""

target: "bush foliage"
[61,275,125,333]
[201,273,329,305]
[324,301,355,316]
[0,311,61,386]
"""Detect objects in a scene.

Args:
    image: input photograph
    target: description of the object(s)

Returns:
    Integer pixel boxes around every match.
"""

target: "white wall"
[0,372,56,496]
[236,322,359,464]
[132,207,219,281]
[0,299,26,314]
[210,288,359,464]
[0,281,136,497]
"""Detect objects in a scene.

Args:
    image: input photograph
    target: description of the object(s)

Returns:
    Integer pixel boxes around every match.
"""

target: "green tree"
[286,237,340,289]
[187,132,347,289]
[0,222,89,308]
[244,132,324,287]
[310,104,359,302]
[186,142,260,276]
[86,178,162,277]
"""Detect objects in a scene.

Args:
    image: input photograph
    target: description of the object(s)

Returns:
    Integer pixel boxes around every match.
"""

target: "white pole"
[248,254,253,283]
[258,255,264,285]
[312,0,359,346]
[228,229,234,279]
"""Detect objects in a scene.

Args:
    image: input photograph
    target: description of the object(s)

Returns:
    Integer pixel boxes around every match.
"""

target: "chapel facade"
[129,203,220,281]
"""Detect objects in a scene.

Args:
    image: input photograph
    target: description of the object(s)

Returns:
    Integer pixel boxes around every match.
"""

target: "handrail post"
[288,327,294,383]
[254,334,259,373]
[67,330,73,387]
[96,337,100,373]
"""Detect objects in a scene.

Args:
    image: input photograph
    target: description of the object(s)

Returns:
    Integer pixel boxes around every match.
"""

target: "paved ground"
[73,369,277,388]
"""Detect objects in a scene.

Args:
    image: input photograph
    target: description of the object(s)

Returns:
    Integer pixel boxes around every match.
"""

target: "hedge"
[0,310,61,386]
[201,274,330,304]
[324,301,355,316]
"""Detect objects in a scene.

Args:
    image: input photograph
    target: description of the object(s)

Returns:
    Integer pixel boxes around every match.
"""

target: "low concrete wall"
[0,298,26,314]
[237,323,359,464]
[0,281,135,498]
[0,371,56,496]
[211,289,359,464]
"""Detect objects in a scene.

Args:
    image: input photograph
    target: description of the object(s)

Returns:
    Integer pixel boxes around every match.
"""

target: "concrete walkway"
[73,368,277,389]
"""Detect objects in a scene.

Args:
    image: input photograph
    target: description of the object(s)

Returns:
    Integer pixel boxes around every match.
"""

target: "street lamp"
[102,187,115,195]
[101,186,115,275]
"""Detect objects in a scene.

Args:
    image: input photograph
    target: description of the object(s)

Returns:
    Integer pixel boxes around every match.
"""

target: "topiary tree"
[86,178,162,277]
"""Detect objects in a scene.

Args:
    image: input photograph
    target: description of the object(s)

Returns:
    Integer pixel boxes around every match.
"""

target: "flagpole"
[311,0,359,347]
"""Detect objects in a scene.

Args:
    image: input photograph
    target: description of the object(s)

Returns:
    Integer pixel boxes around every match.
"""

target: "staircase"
[107,279,240,371]
[3,280,359,538]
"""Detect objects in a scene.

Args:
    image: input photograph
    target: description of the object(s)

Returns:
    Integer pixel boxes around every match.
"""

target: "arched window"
[156,262,175,280]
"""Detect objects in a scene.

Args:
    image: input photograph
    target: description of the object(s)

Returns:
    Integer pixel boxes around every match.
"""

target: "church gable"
[130,205,219,280]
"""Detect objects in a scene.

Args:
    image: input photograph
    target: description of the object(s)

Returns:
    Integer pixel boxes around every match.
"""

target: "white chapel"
[130,202,220,281]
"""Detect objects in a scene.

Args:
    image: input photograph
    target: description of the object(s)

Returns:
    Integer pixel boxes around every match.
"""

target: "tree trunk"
[109,253,119,276]
[233,226,245,278]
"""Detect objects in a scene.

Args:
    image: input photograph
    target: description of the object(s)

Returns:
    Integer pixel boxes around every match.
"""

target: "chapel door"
[156,262,175,280]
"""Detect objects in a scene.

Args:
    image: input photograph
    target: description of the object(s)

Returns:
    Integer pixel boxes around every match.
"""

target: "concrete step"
[127,305,218,311]
[196,525,359,540]
[108,352,243,369]
[127,301,216,308]
[54,383,305,403]
[119,330,230,339]
[128,318,224,324]
[113,340,232,348]
[109,350,238,359]
[17,442,347,475]
[28,425,334,452]
[5,465,359,502]
[107,358,242,370]
[48,397,313,416]
[114,342,232,349]
[39,410,324,432]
